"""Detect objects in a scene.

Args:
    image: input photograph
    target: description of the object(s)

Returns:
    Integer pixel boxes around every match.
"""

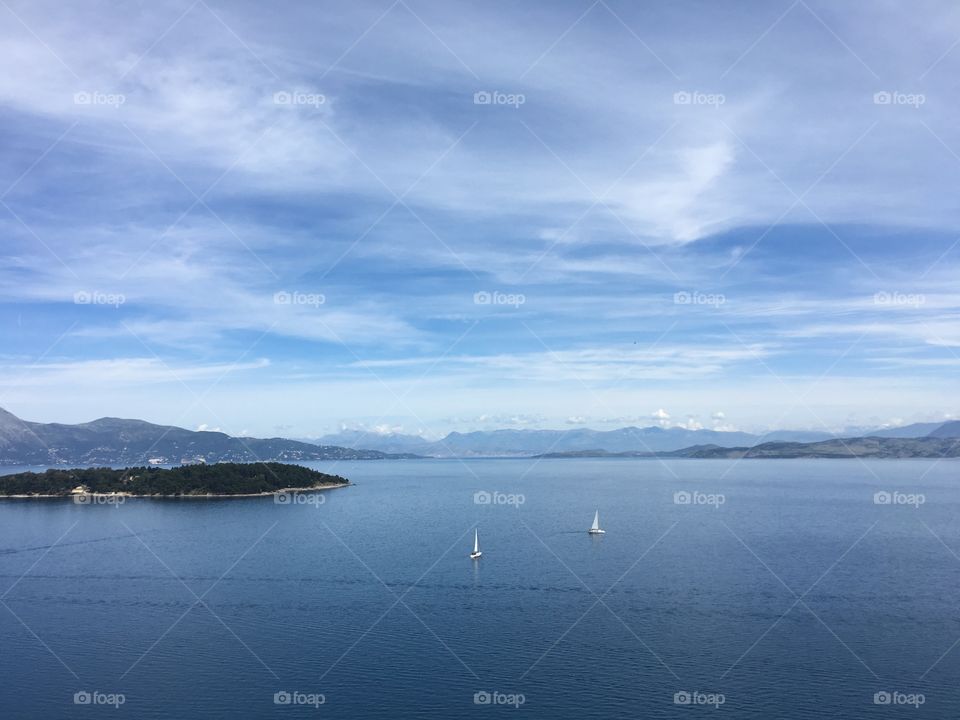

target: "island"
[0,462,349,498]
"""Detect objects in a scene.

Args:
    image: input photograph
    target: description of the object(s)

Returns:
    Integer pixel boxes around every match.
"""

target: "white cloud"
[678,415,703,431]
[372,424,404,435]
[652,408,671,427]
[3,0,960,435]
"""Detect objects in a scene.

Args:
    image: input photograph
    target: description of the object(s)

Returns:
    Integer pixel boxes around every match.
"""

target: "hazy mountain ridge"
[314,423,950,457]
[926,421,960,439]
[687,436,960,459]
[538,435,960,459]
[2,406,956,464]
[0,408,417,465]
[866,421,950,438]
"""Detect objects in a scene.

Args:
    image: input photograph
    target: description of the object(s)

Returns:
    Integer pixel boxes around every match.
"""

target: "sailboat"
[588,510,605,535]
[470,528,483,559]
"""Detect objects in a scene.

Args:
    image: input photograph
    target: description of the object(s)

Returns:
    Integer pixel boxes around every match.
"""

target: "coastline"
[0,482,351,500]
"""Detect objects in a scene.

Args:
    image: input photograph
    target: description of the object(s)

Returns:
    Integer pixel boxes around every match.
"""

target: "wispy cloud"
[2,0,960,434]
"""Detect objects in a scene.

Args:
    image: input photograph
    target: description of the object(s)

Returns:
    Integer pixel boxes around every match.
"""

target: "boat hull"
[588,529,605,535]
[470,551,482,559]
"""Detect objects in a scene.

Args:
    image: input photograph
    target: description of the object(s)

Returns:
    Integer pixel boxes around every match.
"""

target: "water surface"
[1,458,958,718]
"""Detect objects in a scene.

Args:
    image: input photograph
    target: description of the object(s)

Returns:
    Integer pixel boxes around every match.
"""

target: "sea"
[0,457,958,718]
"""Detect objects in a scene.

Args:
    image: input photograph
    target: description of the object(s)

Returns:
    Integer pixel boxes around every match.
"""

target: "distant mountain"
[0,407,418,466]
[924,421,960,439]
[315,426,836,457]
[867,422,950,438]
[539,436,960,459]
[5,407,954,465]
[690,436,960,459]
[374,419,955,459]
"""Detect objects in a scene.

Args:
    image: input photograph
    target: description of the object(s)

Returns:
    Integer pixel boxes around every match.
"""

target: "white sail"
[588,510,605,534]
[473,529,480,553]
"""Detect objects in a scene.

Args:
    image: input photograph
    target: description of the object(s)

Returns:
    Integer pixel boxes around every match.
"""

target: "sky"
[1,0,959,439]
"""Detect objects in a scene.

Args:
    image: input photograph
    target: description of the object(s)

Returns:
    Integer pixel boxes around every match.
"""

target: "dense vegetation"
[0,462,349,497]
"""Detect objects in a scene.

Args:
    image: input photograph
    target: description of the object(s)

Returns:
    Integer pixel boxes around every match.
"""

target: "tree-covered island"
[0,462,349,497]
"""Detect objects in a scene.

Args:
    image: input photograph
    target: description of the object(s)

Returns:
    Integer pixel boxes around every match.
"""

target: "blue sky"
[1,0,959,438]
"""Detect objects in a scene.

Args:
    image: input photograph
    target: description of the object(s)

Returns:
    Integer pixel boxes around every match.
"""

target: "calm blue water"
[1,458,959,718]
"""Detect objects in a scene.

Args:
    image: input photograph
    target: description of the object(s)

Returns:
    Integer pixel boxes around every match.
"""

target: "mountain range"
[688,435,960,459]
[1,406,958,465]
[312,422,959,457]
[539,434,960,460]
[0,407,417,466]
